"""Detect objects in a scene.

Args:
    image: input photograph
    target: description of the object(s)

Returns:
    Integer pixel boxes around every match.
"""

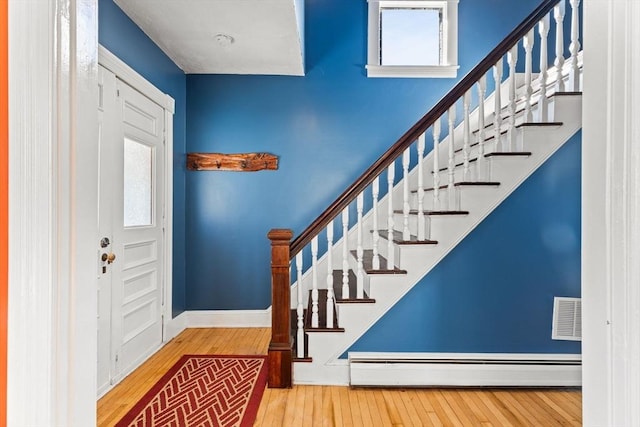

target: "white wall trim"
[349,353,582,387]
[165,312,188,341]
[366,64,459,78]
[583,0,640,426]
[8,0,99,425]
[163,103,175,340]
[186,309,272,328]
[98,45,175,114]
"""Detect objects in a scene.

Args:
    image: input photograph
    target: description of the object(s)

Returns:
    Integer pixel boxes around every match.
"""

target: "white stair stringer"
[294,93,582,385]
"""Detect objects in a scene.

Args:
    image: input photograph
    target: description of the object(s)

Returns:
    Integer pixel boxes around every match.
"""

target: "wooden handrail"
[290,0,561,257]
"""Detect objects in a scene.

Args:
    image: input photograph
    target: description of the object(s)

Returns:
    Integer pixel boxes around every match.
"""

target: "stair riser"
[393,213,469,243]
[410,185,500,212]
[409,188,460,212]
[346,253,371,298]
[375,233,401,267]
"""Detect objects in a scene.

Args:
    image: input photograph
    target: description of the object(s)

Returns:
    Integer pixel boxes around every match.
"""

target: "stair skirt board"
[348,353,582,387]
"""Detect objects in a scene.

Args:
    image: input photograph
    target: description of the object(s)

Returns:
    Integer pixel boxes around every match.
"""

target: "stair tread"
[305,289,345,332]
[332,270,375,303]
[374,229,438,245]
[413,182,500,193]
[394,209,469,215]
[350,249,407,274]
[516,121,563,128]
[484,151,532,158]
[550,91,582,97]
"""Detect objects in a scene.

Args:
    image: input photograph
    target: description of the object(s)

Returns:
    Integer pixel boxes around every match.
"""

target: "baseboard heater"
[348,352,581,387]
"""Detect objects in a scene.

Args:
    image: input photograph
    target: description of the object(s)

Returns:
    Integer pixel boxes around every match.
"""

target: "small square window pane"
[124,138,153,227]
[380,8,441,66]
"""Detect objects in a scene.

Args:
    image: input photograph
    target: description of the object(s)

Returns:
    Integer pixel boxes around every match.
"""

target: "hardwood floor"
[97,328,582,426]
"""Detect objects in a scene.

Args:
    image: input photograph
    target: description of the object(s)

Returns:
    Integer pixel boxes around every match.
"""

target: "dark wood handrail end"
[267,229,294,388]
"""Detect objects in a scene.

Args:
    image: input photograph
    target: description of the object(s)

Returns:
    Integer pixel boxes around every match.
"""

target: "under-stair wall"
[347,130,581,355]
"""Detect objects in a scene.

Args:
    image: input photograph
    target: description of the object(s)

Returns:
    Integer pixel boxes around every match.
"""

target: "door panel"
[111,79,165,382]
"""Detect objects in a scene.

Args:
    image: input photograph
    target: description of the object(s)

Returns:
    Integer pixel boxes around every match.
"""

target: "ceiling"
[114,0,305,76]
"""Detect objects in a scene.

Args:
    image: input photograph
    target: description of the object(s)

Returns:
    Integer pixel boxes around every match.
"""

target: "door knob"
[101,253,116,264]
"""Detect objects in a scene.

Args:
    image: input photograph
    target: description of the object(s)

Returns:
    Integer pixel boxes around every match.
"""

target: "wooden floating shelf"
[187,152,279,172]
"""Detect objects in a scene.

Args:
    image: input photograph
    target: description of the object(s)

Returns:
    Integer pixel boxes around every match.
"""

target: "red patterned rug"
[115,355,268,427]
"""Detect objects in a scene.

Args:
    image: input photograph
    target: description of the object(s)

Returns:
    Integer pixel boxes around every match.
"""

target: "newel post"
[267,229,293,388]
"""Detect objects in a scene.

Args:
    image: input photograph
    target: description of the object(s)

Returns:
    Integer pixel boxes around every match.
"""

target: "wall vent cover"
[552,297,582,341]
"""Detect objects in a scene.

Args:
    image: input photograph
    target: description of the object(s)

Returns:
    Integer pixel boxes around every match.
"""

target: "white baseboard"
[349,353,582,387]
[165,311,188,342]
[186,309,272,328]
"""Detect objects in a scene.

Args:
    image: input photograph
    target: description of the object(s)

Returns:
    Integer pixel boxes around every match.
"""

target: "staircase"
[267,0,583,387]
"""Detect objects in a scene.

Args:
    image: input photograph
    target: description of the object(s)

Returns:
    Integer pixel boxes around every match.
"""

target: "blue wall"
[348,131,582,355]
[99,0,582,355]
[99,0,187,316]
[185,0,547,310]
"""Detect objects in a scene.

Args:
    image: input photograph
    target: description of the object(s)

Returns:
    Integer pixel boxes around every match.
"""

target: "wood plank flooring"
[98,328,582,426]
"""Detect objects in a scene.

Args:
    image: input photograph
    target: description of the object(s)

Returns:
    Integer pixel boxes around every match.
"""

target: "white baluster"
[402,148,411,241]
[523,29,534,124]
[507,45,518,152]
[372,176,380,270]
[311,236,319,328]
[387,162,395,269]
[432,118,441,211]
[462,91,471,182]
[538,14,551,122]
[447,106,456,210]
[356,193,364,299]
[569,0,581,92]
[493,57,503,152]
[417,134,426,240]
[295,252,304,358]
[477,76,487,181]
[341,207,349,299]
[554,0,566,92]
[326,220,334,328]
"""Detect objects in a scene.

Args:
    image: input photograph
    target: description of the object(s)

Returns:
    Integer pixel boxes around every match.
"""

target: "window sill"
[366,64,459,78]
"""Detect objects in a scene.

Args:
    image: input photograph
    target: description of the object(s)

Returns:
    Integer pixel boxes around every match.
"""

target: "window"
[367,0,459,78]
[123,137,154,227]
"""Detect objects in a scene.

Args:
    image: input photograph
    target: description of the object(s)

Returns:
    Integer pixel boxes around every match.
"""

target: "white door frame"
[98,45,175,348]
[8,0,99,425]
[582,0,640,425]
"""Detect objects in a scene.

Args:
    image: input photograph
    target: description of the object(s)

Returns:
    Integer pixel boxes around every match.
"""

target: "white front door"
[97,65,166,396]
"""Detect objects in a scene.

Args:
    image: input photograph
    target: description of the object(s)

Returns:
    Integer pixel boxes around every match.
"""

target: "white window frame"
[366,0,459,78]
